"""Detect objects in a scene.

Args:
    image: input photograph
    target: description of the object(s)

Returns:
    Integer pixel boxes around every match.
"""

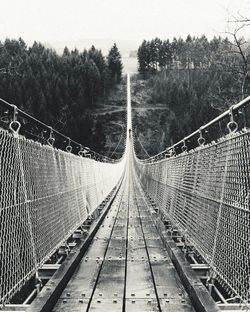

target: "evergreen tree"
[136,34,249,150]
[63,46,70,57]
[81,59,101,106]
[137,40,150,75]
[0,38,119,152]
[107,43,123,84]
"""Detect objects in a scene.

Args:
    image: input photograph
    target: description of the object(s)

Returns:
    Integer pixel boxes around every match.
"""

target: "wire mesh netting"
[0,128,124,306]
[135,130,250,303]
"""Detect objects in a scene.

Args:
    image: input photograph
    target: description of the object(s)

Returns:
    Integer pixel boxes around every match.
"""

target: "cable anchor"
[66,138,72,153]
[169,147,176,157]
[198,127,205,146]
[47,126,55,146]
[181,140,187,152]
[227,106,238,133]
[9,105,21,134]
[78,145,84,157]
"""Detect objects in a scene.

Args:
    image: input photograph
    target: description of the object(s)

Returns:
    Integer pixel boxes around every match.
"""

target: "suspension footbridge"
[0,75,249,311]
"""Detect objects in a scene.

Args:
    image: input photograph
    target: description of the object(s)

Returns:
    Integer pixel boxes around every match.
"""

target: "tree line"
[138,36,231,71]
[0,38,123,151]
[135,35,250,152]
[138,35,250,100]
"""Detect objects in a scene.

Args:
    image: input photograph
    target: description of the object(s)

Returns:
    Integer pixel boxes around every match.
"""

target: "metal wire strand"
[134,130,250,303]
[0,128,125,306]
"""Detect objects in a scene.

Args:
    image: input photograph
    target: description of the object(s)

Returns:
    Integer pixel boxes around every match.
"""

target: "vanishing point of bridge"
[0,75,249,311]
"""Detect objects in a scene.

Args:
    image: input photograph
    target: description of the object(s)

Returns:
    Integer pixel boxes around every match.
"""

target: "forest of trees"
[0,39,123,151]
[1,34,250,156]
[136,35,250,147]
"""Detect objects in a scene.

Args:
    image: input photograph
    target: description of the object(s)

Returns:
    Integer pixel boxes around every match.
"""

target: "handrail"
[139,95,250,163]
[0,97,119,163]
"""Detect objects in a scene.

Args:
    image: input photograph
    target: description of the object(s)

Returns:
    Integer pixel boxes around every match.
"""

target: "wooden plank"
[88,200,128,310]
[56,260,102,299]
[125,298,159,312]
[126,259,157,299]
[105,238,127,259]
[160,299,196,312]
[52,188,125,311]
[152,217,220,312]
[26,182,123,312]
[88,260,126,311]
[136,195,195,312]
[125,196,158,311]
[52,299,88,312]
[90,260,126,298]
[89,298,123,311]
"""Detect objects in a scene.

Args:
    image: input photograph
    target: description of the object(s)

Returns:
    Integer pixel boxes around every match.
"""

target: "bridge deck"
[53,168,195,312]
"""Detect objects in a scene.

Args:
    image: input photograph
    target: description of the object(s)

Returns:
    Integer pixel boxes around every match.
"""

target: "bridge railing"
[134,96,250,304]
[0,97,122,162]
[140,95,250,162]
[0,100,125,306]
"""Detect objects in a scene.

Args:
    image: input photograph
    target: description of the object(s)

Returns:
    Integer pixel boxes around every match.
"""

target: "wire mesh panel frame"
[135,130,250,303]
[0,128,124,306]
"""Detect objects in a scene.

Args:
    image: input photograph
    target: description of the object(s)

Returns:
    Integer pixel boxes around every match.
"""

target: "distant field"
[122,56,138,75]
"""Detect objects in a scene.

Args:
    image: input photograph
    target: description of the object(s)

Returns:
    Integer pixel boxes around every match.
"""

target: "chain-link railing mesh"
[0,128,124,306]
[134,130,250,303]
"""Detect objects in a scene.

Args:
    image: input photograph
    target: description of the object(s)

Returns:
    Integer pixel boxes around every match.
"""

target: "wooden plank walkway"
[53,165,195,312]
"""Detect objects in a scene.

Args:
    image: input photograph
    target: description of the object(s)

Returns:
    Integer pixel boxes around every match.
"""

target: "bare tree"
[224,25,250,99]
[225,9,250,99]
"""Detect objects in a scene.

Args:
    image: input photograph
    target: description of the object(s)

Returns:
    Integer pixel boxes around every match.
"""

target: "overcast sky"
[0,0,249,45]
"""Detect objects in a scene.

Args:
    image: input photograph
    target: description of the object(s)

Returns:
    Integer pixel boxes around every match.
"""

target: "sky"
[0,0,250,49]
